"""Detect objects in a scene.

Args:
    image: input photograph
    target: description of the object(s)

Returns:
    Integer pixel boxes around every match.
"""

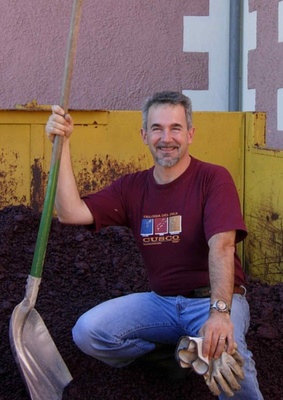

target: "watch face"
[210,300,230,314]
[216,300,227,311]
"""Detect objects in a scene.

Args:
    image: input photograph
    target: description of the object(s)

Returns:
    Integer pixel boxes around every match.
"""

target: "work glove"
[175,336,209,374]
[175,336,244,397]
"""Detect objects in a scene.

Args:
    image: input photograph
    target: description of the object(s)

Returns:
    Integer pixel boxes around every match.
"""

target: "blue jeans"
[72,292,263,400]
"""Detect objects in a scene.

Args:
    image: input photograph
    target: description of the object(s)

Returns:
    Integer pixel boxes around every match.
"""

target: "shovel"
[9,1,83,399]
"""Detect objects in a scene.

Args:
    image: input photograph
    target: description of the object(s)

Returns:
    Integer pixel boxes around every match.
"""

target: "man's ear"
[188,127,195,144]
[141,129,148,145]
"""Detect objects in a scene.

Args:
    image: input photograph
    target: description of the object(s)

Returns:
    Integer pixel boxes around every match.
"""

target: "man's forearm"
[208,231,236,307]
[199,231,237,358]
[55,139,85,224]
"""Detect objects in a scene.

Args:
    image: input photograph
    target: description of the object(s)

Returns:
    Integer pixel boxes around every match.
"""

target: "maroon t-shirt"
[83,157,247,296]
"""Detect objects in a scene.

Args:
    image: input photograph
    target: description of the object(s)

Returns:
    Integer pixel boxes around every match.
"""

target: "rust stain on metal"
[245,204,283,283]
[270,212,279,221]
[15,99,52,111]
[1,152,149,212]
[76,154,150,197]
[0,150,27,208]
[31,159,46,213]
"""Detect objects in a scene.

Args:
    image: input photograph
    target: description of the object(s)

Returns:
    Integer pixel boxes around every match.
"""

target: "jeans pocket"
[233,294,250,333]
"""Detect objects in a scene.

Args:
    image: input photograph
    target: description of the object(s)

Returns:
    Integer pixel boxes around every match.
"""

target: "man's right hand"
[45,105,74,143]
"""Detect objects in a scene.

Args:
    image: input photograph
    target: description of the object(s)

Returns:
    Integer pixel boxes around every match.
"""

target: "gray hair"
[142,91,193,130]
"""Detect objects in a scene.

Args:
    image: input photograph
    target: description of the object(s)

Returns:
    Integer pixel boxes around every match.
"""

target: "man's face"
[141,104,194,168]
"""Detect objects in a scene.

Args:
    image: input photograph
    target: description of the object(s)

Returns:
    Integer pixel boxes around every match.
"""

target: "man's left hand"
[199,310,235,359]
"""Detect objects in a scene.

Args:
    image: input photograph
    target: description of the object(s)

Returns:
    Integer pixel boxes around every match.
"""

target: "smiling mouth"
[158,146,178,152]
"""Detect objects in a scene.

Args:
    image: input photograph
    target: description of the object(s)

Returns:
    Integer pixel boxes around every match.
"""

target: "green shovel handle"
[30,0,83,278]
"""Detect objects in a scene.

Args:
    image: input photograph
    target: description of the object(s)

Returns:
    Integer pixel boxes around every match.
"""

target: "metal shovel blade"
[9,275,72,400]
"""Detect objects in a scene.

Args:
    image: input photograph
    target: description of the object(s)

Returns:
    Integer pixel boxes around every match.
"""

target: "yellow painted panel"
[0,110,108,125]
[244,113,283,284]
[0,124,31,208]
[0,111,53,125]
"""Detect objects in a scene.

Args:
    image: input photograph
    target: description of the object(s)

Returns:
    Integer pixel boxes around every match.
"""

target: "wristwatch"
[210,300,230,314]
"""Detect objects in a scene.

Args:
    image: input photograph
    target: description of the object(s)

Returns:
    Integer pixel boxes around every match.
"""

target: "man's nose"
[161,129,172,141]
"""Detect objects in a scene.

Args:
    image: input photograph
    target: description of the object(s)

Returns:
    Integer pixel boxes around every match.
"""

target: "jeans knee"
[71,314,131,367]
[72,313,115,356]
[72,314,96,353]
[72,318,84,348]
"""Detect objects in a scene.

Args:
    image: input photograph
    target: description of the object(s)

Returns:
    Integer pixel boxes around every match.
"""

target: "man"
[45,91,263,399]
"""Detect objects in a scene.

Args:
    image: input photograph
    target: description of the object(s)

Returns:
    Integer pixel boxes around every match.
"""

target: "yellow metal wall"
[2,109,282,284]
[244,113,283,284]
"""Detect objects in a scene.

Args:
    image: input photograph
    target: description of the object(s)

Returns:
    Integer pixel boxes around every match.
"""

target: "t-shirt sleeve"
[82,178,128,231]
[203,166,247,243]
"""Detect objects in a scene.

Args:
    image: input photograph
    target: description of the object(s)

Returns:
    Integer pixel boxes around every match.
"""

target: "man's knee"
[72,314,92,352]
[72,313,101,351]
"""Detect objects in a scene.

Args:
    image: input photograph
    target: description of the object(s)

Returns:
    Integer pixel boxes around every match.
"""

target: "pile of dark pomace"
[0,205,282,400]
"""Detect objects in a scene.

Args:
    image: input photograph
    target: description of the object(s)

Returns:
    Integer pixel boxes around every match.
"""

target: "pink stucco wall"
[249,0,283,148]
[0,0,208,110]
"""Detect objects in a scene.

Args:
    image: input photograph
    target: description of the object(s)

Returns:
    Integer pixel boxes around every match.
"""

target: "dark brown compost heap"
[1,205,282,400]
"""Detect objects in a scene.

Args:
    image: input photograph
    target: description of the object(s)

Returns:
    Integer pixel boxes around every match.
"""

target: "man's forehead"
[149,103,181,111]
[148,103,186,122]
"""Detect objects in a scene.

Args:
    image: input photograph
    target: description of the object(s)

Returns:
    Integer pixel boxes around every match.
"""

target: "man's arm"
[45,105,94,225]
[199,230,236,359]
